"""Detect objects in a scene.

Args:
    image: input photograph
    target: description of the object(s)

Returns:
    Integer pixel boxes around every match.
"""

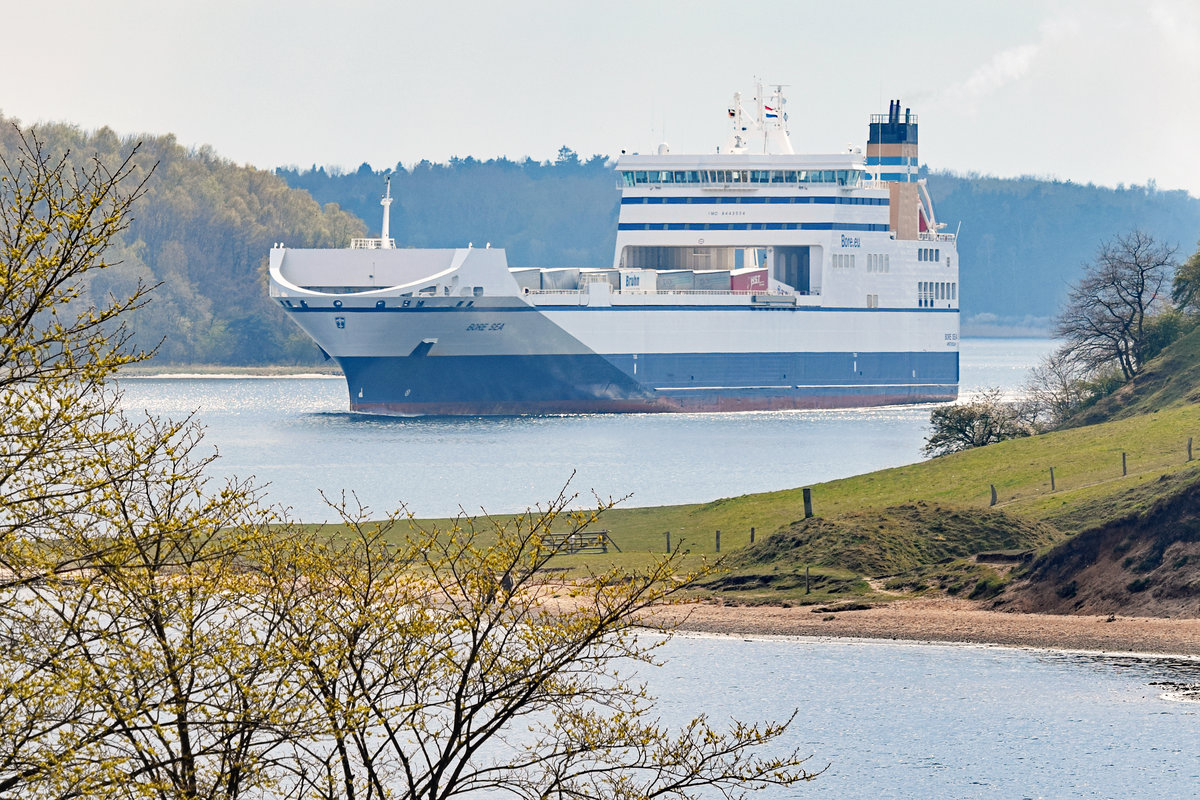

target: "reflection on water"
[1038,651,1200,703]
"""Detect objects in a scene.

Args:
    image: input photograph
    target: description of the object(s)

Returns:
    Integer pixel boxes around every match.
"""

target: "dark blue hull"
[338,350,959,415]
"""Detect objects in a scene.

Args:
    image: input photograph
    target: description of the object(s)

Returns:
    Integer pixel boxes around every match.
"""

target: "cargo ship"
[269,83,959,415]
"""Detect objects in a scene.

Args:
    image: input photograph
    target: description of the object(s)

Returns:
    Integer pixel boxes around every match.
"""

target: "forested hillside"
[928,172,1200,331]
[0,116,364,365]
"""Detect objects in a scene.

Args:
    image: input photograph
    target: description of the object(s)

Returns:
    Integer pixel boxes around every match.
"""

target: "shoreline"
[115,364,342,378]
[650,597,1200,657]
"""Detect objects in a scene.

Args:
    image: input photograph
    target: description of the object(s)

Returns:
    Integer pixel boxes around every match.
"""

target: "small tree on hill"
[923,388,1030,458]
[1171,240,1200,314]
[1022,347,1094,431]
[1054,230,1177,380]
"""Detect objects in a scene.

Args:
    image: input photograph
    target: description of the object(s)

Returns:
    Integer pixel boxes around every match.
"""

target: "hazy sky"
[4,0,1199,194]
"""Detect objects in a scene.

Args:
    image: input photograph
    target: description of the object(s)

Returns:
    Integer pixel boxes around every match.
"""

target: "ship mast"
[762,83,794,155]
[725,81,794,155]
[725,91,750,153]
[380,176,394,249]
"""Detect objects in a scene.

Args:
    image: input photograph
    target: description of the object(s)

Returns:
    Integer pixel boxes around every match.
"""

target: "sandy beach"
[651,598,1200,656]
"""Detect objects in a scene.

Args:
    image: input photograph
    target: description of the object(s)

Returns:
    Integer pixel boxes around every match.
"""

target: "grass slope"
[729,503,1058,575]
[1066,324,1200,427]
[400,403,1200,604]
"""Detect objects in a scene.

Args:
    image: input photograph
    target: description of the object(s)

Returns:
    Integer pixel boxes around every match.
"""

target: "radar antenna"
[724,81,794,154]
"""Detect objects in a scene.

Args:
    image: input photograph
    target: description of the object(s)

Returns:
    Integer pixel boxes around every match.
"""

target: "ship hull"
[337,349,958,416]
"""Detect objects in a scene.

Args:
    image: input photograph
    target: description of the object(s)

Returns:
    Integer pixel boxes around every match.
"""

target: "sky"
[4,0,1199,194]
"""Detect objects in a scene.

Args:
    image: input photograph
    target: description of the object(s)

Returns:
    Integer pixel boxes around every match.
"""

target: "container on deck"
[731,268,769,292]
[693,270,731,291]
[540,268,581,291]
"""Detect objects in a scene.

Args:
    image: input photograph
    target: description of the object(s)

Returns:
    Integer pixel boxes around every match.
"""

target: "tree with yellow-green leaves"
[0,124,819,799]
[259,494,817,800]
[0,126,153,574]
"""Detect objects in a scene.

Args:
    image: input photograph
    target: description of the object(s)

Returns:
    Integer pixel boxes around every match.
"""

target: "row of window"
[621,195,887,206]
[621,169,864,187]
[918,247,941,262]
[865,294,880,308]
[834,253,895,273]
[918,281,956,306]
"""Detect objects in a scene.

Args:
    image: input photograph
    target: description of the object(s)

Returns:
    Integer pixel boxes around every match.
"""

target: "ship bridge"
[613,151,889,295]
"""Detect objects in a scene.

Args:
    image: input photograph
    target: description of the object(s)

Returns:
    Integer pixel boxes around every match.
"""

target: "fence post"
[805,565,811,594]
[1189,437,1194,462]
[715,529,721,553]
[664,531,671,554]
[1050,467,1056,492]
[989,484,997,506]
[1122,452,1127,476]
[802,487,813,519]
[750,526,755,544]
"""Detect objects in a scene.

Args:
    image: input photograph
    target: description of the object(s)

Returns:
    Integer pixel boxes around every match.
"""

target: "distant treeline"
[276,147,618,269]
[929,172,1200,332]
[4,114,1198,366]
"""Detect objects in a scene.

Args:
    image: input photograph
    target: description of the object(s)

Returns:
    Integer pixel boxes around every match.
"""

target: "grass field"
[368,401,1200,608]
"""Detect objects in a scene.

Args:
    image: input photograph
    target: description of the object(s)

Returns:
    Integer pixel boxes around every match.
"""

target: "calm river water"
[116,338,1199,798]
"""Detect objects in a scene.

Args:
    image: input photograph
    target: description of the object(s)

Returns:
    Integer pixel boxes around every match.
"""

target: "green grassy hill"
[1065,324,1200,427]
[501,331,1200,615]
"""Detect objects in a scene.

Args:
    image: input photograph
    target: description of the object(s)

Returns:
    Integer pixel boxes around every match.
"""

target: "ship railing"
[918,232,957,242]
[526,288,821,297]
